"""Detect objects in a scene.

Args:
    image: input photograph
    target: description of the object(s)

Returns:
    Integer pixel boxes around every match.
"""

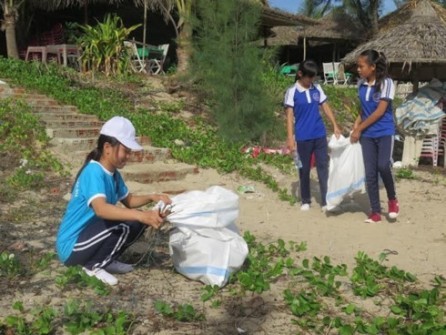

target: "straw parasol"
[342,0,446,89]
[297,11,365,42]
[263,26,299,46]
[259,7,318,46]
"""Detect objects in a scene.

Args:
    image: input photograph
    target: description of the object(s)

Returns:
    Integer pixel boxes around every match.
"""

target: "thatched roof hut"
[263,26,299,46]
[297,11,365,42]
[342,0,446,83]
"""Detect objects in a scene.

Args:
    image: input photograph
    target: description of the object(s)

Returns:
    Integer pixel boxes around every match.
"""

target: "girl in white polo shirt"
[284,60,341,211]
[350,50,399,223]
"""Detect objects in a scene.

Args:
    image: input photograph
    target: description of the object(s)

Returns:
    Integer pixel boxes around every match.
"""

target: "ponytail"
[359,49,389,92]
[71,135,120,192]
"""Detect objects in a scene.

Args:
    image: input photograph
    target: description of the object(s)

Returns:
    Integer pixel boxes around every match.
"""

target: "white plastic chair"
[147,43,169,75]
[334,63,351,85]
[323,62,336,85]
[124,40,149,73]
[419,123,444,167]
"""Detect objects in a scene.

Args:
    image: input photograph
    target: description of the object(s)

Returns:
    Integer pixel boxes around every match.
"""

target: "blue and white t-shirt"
[358,78,396,137]
[284,82,327,141]
[56,161,129,262]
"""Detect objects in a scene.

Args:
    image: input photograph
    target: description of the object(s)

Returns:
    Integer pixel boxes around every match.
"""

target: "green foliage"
[0,98,65,190]
[192,0,276,142]
[234,232,305,294]
[0,57,299,202]
[322,84,360,127]
[201,284,220,302]
[1,300,132,335]
[395,167,415,180]
[351,251,416,298]
[4,301,57,335]
[55,266,110,296]
[0,252,23,278]
[76,13,140,76]
[154,300,205,322]
[63,299,133,335]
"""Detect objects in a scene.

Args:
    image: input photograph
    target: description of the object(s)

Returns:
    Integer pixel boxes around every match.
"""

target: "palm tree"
[1,1,20,58]
[298,0,335,18]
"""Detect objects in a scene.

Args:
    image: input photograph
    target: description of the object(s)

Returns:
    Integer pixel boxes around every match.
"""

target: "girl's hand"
[150,193,172,204]
[350,129,361,143]
[287,137,296,152]
[138,210,164,229]
[333,125,342,139]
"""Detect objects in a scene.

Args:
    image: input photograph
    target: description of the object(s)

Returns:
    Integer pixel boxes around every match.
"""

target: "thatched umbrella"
[297,11,365,61]
[263,26,299,46]
[260,7,317,46]
[342,0,446,91]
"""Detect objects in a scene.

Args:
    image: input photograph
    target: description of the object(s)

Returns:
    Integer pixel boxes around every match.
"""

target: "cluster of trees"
[298,0,446,36]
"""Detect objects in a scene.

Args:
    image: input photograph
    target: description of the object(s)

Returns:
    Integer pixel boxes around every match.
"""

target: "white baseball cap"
[100,116,143,151]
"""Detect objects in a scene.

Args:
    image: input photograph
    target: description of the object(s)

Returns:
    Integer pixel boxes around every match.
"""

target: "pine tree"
[191,0,276,142]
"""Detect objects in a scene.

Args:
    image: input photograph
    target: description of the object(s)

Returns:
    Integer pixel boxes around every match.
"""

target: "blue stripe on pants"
[297,136,329,206]
[360,136,396,213]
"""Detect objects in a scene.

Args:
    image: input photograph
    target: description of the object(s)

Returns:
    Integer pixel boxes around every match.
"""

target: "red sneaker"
[364,213,382,223]
[388,199,399,219]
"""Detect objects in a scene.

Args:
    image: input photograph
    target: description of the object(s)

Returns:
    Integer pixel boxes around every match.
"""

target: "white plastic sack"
[162,186,248,287]
[326,135,366,211]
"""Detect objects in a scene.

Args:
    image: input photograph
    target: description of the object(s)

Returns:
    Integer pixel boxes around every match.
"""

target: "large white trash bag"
[164,186,248,287]
[326,135,366,211]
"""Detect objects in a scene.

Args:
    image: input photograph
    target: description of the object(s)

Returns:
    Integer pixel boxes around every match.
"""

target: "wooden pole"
[303,37,306,60]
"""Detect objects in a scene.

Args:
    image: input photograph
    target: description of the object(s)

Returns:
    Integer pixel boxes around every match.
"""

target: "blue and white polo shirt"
[284,82,327,141]
[56,160,129,263]
[358,78,396,137]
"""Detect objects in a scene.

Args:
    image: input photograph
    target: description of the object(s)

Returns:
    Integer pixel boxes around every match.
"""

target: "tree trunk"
[176,22,192,74]
[3,5,19,59]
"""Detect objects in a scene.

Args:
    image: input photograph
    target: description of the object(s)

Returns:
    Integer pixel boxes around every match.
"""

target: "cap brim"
[121,139,143,151]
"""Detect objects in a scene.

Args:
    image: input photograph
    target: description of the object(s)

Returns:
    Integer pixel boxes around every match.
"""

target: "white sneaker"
[321,206,327,213]
[300,204,310,211]
[105,260,134,274]
[83,267,118,286]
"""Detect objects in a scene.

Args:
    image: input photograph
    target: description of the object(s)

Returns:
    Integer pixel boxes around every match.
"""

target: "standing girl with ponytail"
[284,59,341,212]
[350,50,399,223]
[56,116,171,285]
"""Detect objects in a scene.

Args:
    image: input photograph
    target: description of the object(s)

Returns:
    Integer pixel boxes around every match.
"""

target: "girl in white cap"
[56,116,171,285]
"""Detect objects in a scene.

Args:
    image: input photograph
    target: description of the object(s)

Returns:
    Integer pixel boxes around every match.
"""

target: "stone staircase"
[0,81,199,186]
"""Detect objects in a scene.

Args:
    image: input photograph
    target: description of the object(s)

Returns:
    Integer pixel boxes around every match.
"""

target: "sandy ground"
[132,165,446,285]
[1,162,445,334]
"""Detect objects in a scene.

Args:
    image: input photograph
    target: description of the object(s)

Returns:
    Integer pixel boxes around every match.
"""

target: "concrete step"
[62,145,171,166]
[50,135,151,152]
[50,137,98,151]
[42,120,104,128]
[128,145,171,163]
[20,98,61,107]
[32,105,78,113]
[38,113,99,121]
[46,126,101,139]
[121,161,199,184]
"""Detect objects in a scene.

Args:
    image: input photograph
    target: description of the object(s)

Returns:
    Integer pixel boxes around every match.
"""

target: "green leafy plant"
[351,251,416,298]
[3,301,57,335]
[63,299,133,335]
[77,13,140,76]
[0,252,23,278]
[0,98,65,190]
[55,266,110,296]
[395,167,415,180]
[154,300,205,322]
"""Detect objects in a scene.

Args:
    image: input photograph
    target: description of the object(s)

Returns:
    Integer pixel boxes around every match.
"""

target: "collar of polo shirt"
[295,81,315,92]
